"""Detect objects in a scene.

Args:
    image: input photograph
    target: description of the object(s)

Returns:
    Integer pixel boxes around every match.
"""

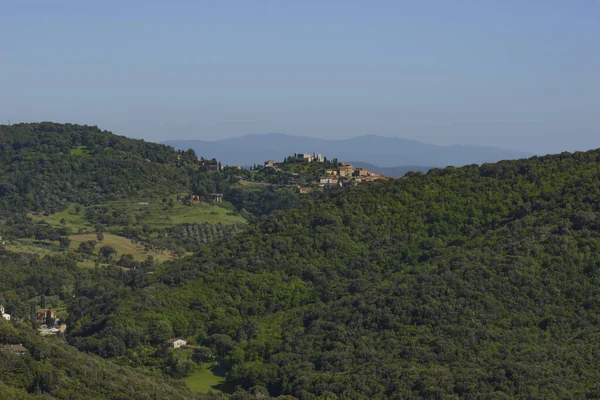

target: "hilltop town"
[252,152,390,193]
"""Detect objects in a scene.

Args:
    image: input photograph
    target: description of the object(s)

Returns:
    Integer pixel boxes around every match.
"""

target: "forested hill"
[0,122,197,213]
[0,319,209,399]
[69,149,600,398]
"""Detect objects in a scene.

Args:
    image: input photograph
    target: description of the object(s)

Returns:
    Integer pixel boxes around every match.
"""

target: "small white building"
[0,305,10,321]
[319,178,339,185]
[167,338,187,349]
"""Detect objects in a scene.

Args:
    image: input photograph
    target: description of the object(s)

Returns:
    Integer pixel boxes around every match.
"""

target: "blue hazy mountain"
[164,133,532,168]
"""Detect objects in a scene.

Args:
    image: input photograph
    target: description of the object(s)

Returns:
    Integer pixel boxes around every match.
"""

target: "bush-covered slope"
[0,122,197,213]
[0,320,207,399]
[66,149,600,398]
[0,122,250,260]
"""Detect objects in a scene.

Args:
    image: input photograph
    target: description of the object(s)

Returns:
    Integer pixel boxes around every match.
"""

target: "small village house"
[338,164,354,177]
[1,305,10,321]
[319,178,339,185]
[37,309,54,323]
[167,338,188,349]
[353,168,369,177]
[3,344,27,355]
[209,193,223,203]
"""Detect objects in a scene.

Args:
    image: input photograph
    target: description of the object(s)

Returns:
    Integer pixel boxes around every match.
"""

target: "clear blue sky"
[1,0,598,154]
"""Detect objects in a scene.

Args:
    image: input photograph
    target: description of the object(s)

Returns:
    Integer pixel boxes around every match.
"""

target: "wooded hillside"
[67,149,600,398]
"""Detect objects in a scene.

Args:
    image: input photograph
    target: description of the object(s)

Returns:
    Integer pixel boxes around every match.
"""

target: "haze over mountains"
[164,133,533,172]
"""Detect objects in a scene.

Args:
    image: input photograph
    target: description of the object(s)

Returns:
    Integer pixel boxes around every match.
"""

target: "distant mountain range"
[164,133,532,169]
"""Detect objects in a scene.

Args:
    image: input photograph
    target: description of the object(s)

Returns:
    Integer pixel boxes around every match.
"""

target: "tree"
[142,255,155,269]
[192,347,213,366]
[96,231,104,242]
[30,303,38,329]
[40,294,46,308]
[58,236,71,248]
[149,319,173,344]
[100,245,117,261]
[117,254,135,268]
[77,240,97,255]
[46,309,54,328]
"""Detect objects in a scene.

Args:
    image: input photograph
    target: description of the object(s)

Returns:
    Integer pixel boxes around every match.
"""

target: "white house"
[167,338,187,349]
[1,305,10,321]
[319,178,339,185]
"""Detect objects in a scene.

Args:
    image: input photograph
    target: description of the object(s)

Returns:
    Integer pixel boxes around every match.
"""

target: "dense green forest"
[4,123,600,398]
[65,148,600,398]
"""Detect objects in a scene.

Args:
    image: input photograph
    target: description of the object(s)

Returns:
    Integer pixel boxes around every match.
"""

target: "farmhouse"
[37,309,54,323]
[167,338,188,349]
[3,344,27,355]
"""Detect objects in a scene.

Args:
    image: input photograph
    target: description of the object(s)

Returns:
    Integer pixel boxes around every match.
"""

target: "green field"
[31,199,246,233]
[100,197,246,229]
[29,204,92,233]
[4,240,62,257]
[69,145,91,158]
[136,201,246,228]
[69,233,174,262]
[183,363,228,394]
[235,179,270,188]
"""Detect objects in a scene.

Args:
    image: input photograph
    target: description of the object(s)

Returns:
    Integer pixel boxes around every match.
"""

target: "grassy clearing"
[106,198,246,229]
[143,202,245,228]
[29,204,92,233]
[29,197,246,233]
[69,233,174,262]
[183,363,229,394]
[69,145,91,158]
[4,240,63,257]
[234,179,271,189]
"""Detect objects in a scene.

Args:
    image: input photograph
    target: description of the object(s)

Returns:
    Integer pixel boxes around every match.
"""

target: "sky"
[1,0,599,154]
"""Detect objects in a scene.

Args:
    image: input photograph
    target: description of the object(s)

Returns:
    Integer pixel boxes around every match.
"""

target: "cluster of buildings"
[261,153,390,194]
[36,308,65,337]
[1,304,65,337]
[314,163,389,190]
[297,152,325,163]
[196,157,221,171]
[299,163,389,194]
[265,152,325,168]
